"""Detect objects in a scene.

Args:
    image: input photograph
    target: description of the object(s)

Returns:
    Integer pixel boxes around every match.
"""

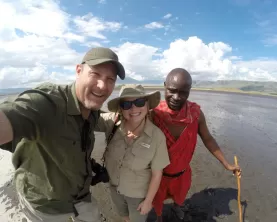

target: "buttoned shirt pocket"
[130,139,155,171]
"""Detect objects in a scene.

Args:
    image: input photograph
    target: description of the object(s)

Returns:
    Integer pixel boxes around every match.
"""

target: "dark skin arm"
[198,110,241,176]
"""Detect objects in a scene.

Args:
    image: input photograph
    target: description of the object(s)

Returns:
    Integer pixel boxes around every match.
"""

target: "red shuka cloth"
[152,100,201,216]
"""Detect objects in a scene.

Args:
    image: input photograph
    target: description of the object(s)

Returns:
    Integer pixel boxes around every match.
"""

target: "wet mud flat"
[1,91,277,221]
[92,91,277,222]
[92,135,244,222]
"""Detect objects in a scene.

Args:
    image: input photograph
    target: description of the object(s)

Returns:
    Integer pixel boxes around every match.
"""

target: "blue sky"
[0,0,277,88]
[66,0,277,58]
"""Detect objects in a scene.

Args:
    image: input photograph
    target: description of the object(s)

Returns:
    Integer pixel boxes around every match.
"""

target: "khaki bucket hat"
[81,47,125,80]
[107,84,161,112]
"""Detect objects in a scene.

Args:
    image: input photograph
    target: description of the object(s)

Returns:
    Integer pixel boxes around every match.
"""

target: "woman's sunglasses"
[119,98,147,110]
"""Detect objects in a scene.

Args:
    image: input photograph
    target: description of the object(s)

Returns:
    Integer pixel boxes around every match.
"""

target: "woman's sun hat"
[107,84,161,112]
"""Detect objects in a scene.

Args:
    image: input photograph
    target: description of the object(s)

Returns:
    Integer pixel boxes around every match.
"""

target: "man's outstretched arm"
[198,109,241,175]
[0,111,13,145]
[0,91,56,149]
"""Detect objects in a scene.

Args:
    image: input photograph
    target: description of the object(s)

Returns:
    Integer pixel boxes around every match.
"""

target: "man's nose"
[172,93,181,100]
[97,79,107,91]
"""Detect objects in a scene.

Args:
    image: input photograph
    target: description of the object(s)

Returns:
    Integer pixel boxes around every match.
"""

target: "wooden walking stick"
[234,156,242,222]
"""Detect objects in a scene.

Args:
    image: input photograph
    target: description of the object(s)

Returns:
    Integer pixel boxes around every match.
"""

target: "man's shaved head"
[165,68,192,86]
[164,68,192,111]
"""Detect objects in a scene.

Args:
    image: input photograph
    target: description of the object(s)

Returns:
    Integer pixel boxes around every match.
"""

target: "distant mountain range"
[117,77,163,85]
[1,79,277,95]
[191,80,277,94]
[0,88,31,96]
[117,78,277,94]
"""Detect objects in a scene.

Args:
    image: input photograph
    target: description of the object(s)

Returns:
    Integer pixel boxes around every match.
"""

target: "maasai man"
[152,68,242,221]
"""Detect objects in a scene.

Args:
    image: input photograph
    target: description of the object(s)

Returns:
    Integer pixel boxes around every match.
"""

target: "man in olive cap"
[0,47,125,221]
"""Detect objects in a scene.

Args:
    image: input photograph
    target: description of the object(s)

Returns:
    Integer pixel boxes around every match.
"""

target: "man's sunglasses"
[119,98,147,110]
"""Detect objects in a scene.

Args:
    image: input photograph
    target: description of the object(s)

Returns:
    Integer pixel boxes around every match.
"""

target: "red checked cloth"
[152,100,201,216]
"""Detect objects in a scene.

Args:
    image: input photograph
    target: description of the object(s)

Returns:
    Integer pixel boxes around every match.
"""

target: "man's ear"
[76,64,83,77]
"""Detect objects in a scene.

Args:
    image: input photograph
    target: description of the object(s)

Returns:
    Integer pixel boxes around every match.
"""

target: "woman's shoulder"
[146,118,166,140]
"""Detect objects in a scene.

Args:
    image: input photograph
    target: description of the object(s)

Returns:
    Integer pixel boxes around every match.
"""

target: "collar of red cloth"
[153,100,194,125]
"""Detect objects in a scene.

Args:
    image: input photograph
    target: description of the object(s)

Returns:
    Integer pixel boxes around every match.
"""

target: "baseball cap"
[81,47,125,80]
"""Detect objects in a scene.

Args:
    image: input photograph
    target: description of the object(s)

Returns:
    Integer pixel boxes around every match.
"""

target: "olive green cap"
[81,47,125,80]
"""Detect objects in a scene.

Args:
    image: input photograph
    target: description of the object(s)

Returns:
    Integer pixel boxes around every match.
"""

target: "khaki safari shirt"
[96,112,170,198]
[0,82,99,214]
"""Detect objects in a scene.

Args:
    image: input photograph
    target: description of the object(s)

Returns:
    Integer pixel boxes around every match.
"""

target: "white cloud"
[163,13,172,19]
[0,0,276,88]
[112,42,160,81]
[82,41,102,48]
[0,0,82,41]
[234,59,277,81]
[114,37,277,82]
[229,56,242,60]
[145,22,164,29]
[0,0,124,88]
[73,13,122,39]
[157,37,234,79]
[0,65,74,88]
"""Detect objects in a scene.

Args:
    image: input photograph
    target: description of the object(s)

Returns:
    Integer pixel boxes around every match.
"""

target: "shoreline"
[1,86,277,99]
[115,85,277,98]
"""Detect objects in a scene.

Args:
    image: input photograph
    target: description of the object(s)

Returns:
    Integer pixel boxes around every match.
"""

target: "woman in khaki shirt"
[96,84,170,222]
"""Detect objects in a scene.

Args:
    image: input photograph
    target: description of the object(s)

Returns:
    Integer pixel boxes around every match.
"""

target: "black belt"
[163,169,186,178]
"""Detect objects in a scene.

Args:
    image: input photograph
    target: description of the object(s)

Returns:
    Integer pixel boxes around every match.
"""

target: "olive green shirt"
[97,113,170,198]
[0,82,99,214]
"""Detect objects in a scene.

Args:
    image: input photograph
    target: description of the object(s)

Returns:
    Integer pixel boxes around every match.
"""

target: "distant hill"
[1,79,277,96]
[192,80,277,94]
[116,78,163,85]
[116,77,141,84]
[0,88,30,96]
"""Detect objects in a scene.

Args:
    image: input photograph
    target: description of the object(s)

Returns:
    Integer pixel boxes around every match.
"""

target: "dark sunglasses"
[119,98,147,110]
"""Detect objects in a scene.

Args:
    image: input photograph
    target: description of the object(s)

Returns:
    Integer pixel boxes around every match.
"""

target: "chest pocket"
[105,133,126,161]
[130,139,155,171]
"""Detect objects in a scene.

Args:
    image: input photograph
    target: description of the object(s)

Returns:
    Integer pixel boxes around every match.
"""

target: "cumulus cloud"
[114,37,277,81]
[112,42,160,80]
[145,22,164,29]
[73,13,122,39]
[0,0,70,38]
[0,0,276,88]
[0,65,74,88]
[0,0,124,88]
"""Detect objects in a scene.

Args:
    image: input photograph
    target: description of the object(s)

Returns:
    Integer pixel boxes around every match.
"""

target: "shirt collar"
[143,118,153,137]
[119,117,153,138]
[67,81,81,116]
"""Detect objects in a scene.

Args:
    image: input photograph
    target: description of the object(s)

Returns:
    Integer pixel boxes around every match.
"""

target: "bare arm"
[144,170,163,203]
[137,170,163,215]
[0,111,13,145]
[198,109,241,174]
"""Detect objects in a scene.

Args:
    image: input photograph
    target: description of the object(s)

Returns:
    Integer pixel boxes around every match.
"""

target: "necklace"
[123,118,146,139]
